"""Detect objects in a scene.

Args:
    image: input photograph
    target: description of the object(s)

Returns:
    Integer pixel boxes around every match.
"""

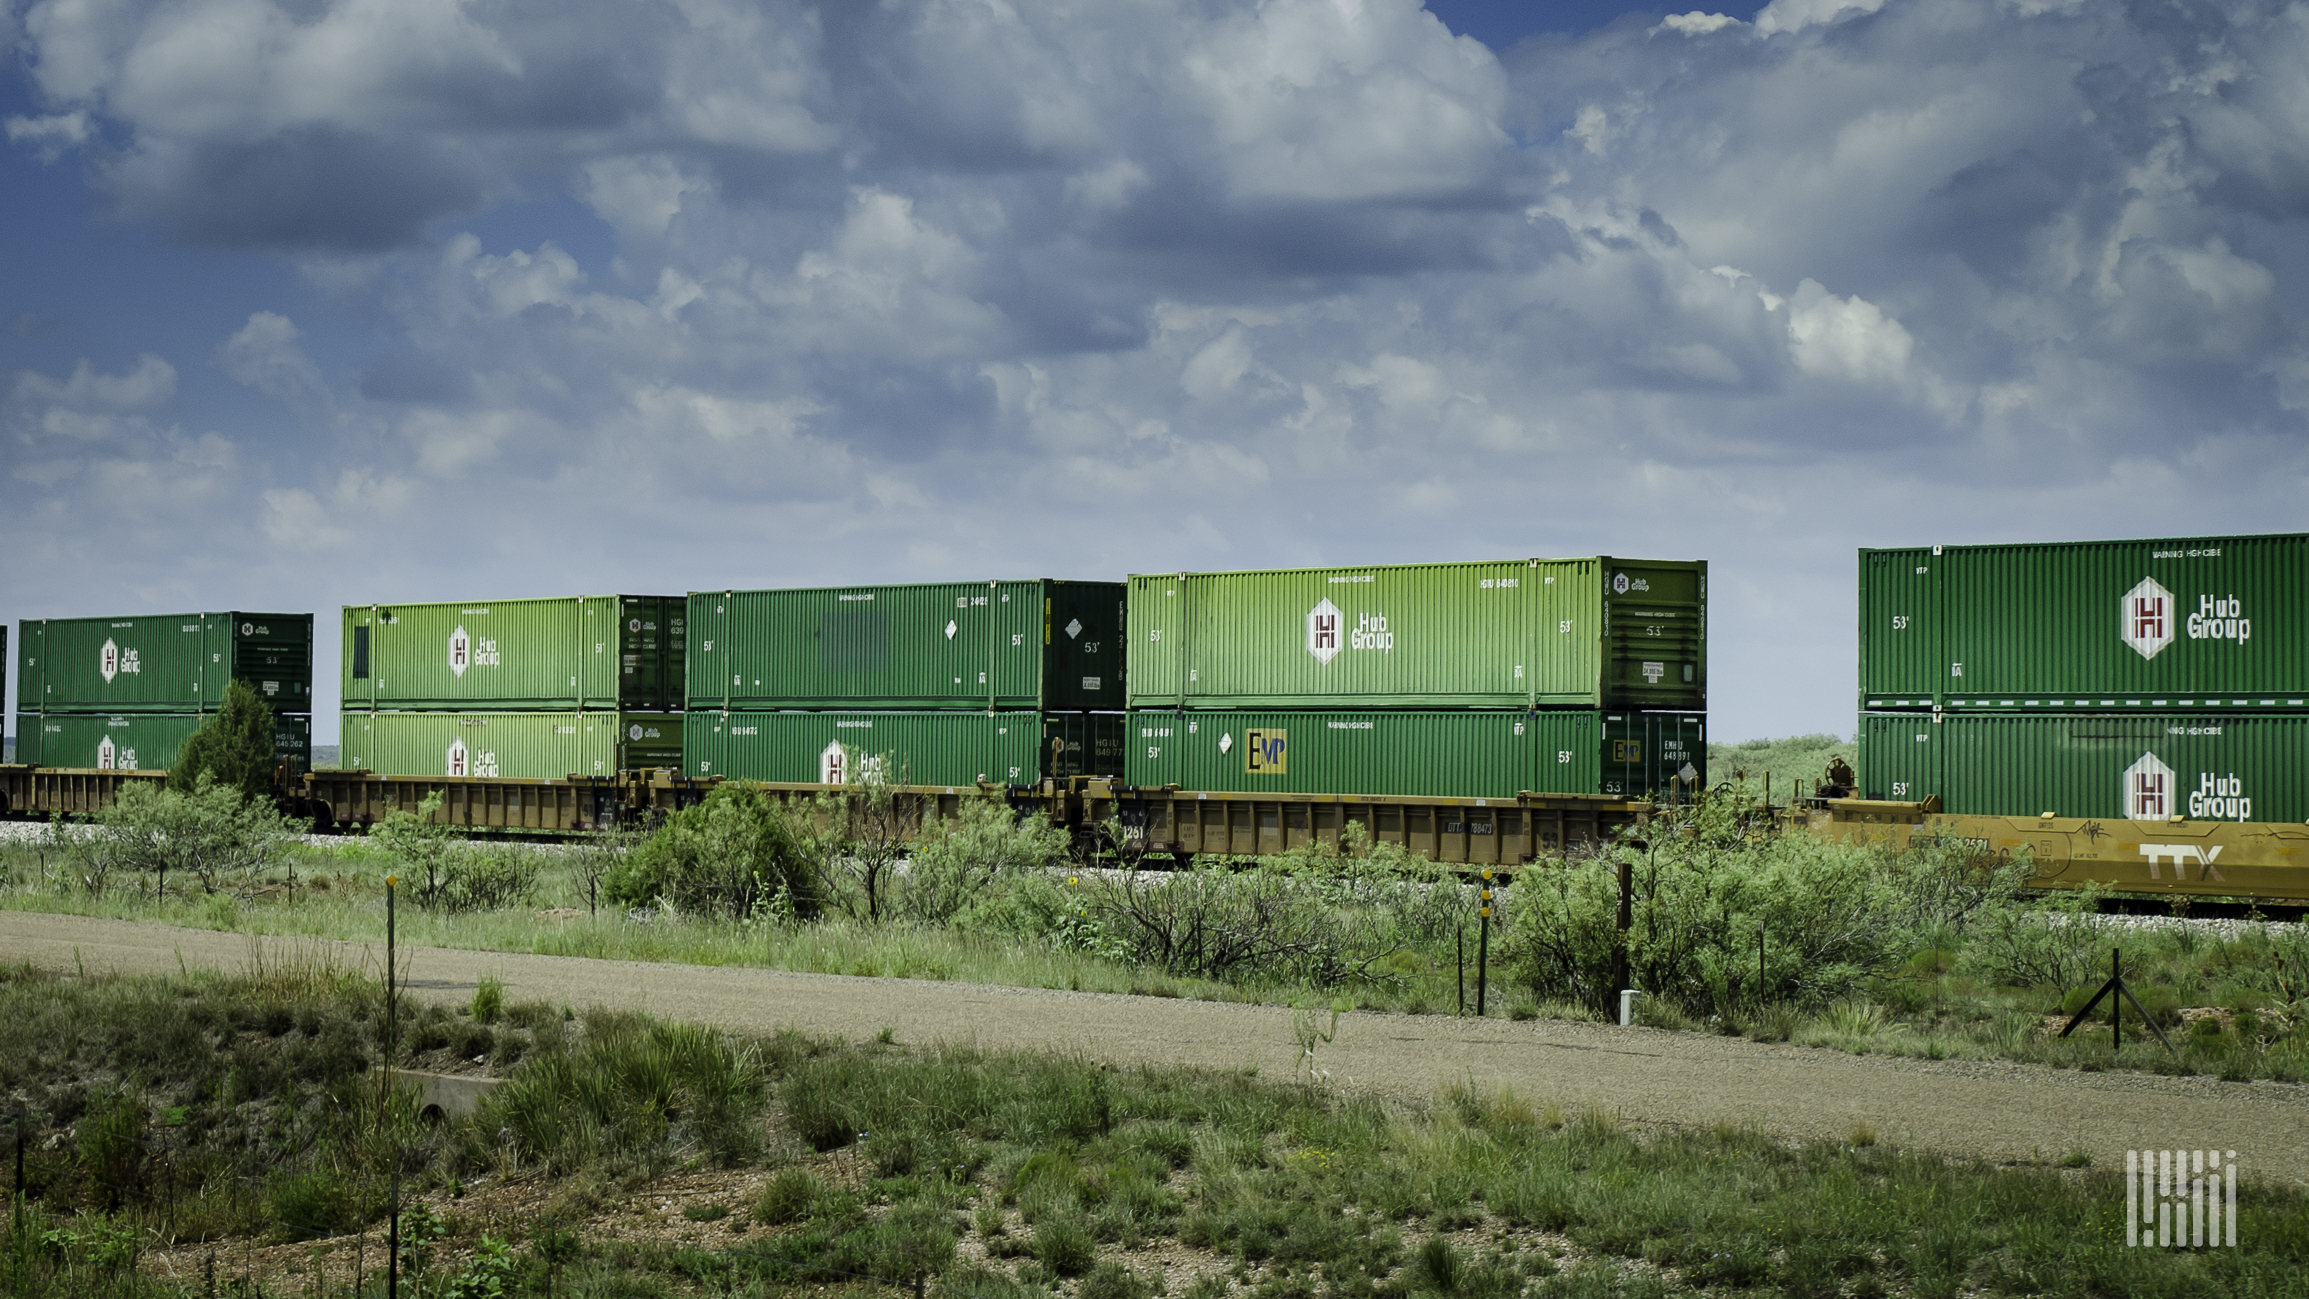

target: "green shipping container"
[1859,533,2309,711]
[1125,558,1704,711]
[343,596,683,711]
[15,711,311,772]
[683,711,1079,786]
[686,581,1124,711]
[1123,709,1704,799]
[339,710,682,779]
[17,613,313,714]
[1857,712,2309,822]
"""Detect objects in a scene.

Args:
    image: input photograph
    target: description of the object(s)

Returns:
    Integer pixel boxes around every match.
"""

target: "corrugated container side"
[1858,711,2309,821]
[18,613,314,714]
[1122,710,1602,799]
[1124,558,1704,711]
[1858,548,1944,707]
[1860,533,2309,709]
[683,711,1047,786]
[686,582,1126,711]
[15,711,310,772]
[340,710,680,780]
[343,597,680,711]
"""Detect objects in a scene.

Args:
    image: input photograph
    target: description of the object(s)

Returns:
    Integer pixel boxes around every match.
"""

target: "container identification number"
[1478,578,1519,589]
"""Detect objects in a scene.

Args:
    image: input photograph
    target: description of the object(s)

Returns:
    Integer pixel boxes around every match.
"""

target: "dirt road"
[5,911,2303,1182]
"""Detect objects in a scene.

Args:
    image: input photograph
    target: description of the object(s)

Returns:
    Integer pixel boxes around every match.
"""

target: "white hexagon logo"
[629,725,644,741]
[2124,750,2174,821]
[97,735,116,770]
[1306,599,1343,666]
[2121,577,2175,661]
[820,739,848,785]
[446,737,470,778]
[1613,572,1630,595]
[99,639,119,683]
[448,625,471,678]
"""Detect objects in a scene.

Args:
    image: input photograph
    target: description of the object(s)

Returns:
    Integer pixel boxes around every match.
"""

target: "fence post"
[1477,869,1493,1017]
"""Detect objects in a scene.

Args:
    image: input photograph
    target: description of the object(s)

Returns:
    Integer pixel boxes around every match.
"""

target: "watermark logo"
[2127,1150,2236,1247]
[2121,577,2175,660]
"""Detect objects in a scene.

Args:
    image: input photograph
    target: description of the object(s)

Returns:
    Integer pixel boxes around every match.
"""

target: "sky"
[4,0,2307,748]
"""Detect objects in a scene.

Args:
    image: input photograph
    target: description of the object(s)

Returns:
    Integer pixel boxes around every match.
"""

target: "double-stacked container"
[682,580,1127,788]
[14,612,315,772]
[1855,533,2309,819]
[338,596,684,779]
[1122,558,1707,799]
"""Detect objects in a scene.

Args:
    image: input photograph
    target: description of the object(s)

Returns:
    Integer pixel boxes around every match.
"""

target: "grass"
[1706,732,1856,800]
[8,832,2309,1088]
[0,839,1500,1015]
[5,969,2306,1297]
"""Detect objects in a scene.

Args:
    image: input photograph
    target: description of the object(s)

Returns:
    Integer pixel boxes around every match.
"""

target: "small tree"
[170,679,282,800]
[802,750,913,924]
[60,777,299,897]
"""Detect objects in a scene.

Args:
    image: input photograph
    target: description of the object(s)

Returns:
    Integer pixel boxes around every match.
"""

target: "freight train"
[9,535,2309,900]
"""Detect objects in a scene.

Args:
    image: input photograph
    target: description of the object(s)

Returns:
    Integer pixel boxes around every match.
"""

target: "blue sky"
[5,0,2306,748]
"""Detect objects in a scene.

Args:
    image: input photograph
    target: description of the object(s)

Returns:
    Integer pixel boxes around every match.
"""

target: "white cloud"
[217,312,331,411]
[4,110,92,160]
[10,0,2309,740]
[1754,0,1887,36]
[1784,280,1914,383]
[1656,13,1742,36]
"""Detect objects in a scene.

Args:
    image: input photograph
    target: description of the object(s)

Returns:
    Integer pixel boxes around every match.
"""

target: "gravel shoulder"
[5,910,2303,1182]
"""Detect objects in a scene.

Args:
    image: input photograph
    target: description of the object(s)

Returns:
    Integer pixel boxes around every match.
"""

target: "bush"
[1505,799,2033,1016]
[371,794,540,912]
[170,679,284,799]
[1033,1212,1097,1276]
[1080,863,1348,984]
[269,1172,354,1242]
[56,778,299,897]
[754,1169,824,1224]
[477,1016,767,1174]
[607,783,815,919]
[899,798,1070,925]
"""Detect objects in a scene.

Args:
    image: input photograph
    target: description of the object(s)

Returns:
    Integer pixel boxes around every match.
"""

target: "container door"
[1125,577,1185,708]
[1859,549,1943,709]
[1859,712,1941,804]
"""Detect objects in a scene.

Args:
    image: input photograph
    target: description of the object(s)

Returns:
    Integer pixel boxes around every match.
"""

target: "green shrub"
[371,795,538,912]
[268,1172,354,1242]
[754,1169,824,1224]
[900,798,1070,926]
[1034,1211,1097,1276]
[58,777,298,897]
[1505,802,2040,1016]
[608,783,815,918]
[471,975,505,1024]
